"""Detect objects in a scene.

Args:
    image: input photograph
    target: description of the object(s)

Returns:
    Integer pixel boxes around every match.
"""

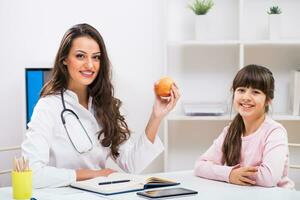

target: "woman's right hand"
[229,166,257,186]
[76,168,117,181]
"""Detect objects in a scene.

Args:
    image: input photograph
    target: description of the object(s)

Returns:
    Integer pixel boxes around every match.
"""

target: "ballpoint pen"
[98,179,130,185]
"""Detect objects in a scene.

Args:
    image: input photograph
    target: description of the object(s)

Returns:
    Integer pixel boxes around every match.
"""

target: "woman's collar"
[63,89,93,111]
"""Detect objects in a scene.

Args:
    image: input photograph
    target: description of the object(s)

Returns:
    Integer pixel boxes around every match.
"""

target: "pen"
[98,179,130,185]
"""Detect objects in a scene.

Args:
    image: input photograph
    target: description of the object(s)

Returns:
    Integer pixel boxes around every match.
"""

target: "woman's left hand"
[152,84,180,119]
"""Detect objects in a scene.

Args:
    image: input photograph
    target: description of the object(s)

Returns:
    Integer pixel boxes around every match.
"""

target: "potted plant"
[188,0,214,40]
[268,6,282,40]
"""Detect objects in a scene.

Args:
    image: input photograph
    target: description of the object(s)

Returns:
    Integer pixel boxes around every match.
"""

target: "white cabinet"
[163,0,300,189]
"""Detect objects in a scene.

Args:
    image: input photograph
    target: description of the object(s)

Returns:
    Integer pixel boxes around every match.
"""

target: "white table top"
[1,170,299,200]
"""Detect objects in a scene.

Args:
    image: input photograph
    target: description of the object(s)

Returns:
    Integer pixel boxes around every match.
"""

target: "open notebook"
[70,173,180,195]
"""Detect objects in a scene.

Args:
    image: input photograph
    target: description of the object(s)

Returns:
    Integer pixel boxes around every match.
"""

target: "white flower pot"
[268,15,281,40]
[195,15,209,41]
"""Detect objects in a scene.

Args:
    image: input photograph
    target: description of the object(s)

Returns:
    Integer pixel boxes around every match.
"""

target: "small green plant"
[188,0,214,15]
[268,6,282,14]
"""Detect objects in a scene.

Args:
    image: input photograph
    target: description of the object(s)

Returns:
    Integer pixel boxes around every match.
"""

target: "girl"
[22,23,180,188]
[194,65,294,188]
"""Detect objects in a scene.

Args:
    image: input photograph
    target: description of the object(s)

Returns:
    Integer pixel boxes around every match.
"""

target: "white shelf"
[272,115,300,121]
[168,40,300,47]
[241,0,300,41]
[242,40,300,46]
[167,114,231,121]
[167,114,300,121]
[168,40,240,46]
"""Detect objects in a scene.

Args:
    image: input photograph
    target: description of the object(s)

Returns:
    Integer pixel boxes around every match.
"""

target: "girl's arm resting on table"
[253,128,288,187]
[194,128,235,182]
[194,159,235,182]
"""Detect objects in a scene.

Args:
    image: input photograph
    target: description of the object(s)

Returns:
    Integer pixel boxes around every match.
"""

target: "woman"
[22,23,180,188]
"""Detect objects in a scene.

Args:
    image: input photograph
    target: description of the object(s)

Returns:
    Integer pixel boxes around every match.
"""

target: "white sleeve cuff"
[32,167,76,188]
[141,132,164,156]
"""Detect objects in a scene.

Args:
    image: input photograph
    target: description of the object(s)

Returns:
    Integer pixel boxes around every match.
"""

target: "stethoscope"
[60,89,93,154]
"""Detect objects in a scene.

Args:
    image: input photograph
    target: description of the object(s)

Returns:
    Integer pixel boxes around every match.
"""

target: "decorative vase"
[268,14,281,40]
[195,15,209,41]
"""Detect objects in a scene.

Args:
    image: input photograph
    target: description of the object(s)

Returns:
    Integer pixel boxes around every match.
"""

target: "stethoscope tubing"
[60,89,93,154]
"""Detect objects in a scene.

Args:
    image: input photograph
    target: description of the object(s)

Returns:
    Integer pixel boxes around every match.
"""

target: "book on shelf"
[290,70,300,116]
[183,102,227,116]
[70,172,180,195]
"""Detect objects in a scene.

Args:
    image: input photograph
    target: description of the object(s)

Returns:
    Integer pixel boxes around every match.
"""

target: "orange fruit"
[155,77,174,97]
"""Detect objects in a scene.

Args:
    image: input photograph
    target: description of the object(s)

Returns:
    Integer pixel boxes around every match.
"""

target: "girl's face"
[64,36,101,90]
[233,87,269,120]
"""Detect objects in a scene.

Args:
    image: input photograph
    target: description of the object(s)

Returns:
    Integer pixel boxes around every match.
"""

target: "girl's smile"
[234,87,268,120]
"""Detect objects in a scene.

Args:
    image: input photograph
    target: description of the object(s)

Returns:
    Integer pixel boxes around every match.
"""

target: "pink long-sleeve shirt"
[194,116,294,189]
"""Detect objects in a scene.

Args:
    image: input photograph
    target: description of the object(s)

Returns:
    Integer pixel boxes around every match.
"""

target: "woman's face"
[64,36,101,90]
[233,87,268,121]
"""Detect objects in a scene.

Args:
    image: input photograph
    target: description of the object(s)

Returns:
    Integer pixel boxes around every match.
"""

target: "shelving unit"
[163,0,300,188]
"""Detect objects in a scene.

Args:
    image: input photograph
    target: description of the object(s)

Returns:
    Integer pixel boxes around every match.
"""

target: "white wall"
[0,0,165,186]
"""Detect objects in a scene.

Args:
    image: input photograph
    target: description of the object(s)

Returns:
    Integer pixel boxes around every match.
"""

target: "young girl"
[194,65,294,188]
[22,24,180,188]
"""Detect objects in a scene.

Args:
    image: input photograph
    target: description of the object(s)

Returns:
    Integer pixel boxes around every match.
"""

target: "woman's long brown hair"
[222,64,274,166]
[41,23,130,159]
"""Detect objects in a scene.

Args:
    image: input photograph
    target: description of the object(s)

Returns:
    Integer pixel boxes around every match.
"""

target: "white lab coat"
[22,90,164,188]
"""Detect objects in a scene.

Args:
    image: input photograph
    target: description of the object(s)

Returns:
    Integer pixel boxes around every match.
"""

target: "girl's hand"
[152,84,180,119]
[229,166,257,186]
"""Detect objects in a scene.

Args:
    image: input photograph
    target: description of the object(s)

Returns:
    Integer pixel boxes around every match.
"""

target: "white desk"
[1,170,300,200]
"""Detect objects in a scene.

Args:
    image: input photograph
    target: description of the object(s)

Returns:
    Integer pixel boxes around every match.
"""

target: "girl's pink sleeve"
[194,127,235,182]
[254,128,288,187]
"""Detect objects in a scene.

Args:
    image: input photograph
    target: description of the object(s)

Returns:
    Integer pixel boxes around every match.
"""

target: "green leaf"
[267,6,282,15]
[188,0,214,15]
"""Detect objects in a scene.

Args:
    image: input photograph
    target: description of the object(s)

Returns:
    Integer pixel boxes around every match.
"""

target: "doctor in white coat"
[22,23,180,188]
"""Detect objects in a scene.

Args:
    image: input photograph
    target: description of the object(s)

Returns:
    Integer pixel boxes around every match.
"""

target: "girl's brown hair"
[222,64,274,166]
[41,23,130,159]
